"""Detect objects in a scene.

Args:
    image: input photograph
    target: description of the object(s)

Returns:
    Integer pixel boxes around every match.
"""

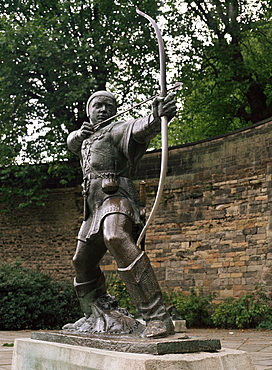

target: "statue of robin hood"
[63,10,177,339]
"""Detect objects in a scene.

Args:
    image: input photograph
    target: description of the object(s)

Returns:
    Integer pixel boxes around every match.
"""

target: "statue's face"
[88,96,117,126]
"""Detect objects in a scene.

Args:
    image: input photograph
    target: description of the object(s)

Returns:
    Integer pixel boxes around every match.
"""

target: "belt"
[84,172,116,180]
[84,172,129,181]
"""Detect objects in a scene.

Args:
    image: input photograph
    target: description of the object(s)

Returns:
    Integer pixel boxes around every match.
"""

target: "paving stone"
[1,329,272,369]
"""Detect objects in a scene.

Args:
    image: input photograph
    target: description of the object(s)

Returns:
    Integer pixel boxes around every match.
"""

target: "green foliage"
[47,160,79,186]
[164,288,216,328]
[0,0,160,166]
[165,0,272,145]
[0,159,81,210]
[106,273,137,316]
[0,0,163,206]
[164,286,272,329]
[2,0,272,205]
[257,319,272,330]
[106,276,272,330]
[211,285,272,329]
[0,260,81,330]
[2,262,270,331]
[0,163,50,209]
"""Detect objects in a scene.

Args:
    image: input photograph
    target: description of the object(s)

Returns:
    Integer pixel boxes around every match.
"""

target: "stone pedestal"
[137,319,187,333]
[31,331,220,355]
[12,338,255,370]
[173,320,187,332]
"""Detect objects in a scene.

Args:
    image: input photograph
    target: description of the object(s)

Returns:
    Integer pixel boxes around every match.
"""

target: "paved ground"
[0,331,31,370]
[0,328,271,369]
[191,329,272,370]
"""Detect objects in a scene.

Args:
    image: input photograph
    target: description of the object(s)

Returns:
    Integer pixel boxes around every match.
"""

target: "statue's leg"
[103,213,174,338]
[72,237,107,317]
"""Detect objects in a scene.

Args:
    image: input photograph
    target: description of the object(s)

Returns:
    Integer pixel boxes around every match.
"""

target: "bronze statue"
[64,90,176,338]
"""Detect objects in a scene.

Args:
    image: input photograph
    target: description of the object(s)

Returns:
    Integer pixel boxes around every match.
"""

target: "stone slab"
[173,320,187,332]
[31,331,220,355]
[137,319,187,333]
[12,338,256,370]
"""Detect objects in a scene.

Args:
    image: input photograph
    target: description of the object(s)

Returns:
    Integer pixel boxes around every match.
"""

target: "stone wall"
[132,118,272,299]
[0,187,83,281]
[1,118,272,299]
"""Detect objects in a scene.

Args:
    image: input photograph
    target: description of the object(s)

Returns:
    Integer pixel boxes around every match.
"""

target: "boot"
[118,252,174,338]
[74,273,107,317]
[62,273,107,331]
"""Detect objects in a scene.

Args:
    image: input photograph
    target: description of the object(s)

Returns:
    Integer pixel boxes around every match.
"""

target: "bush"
[106,273,137,316]
[0,260,81,330]
[106,275,216,327]
[257,319,272,330]
[211,285,272,329]
[163,288,216,328]
[5,261,267,331]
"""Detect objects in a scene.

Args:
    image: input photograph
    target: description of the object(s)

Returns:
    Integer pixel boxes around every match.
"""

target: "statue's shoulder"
[110,120,136,146]
[112,119,127,128]
[111,119,134,134]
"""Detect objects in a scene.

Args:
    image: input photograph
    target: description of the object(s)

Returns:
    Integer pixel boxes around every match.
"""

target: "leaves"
[106,273,137,316]
[0,260,80,330]
[211,285,272,329]
[164,288,216,328]
[3,1,272,203]
[0,0,162,206]
[0,0,161,164]
[163,0,272,145]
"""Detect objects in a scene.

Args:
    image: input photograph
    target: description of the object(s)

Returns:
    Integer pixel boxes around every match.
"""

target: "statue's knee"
[72,253,80,269]
[72,240,88,269]
[72,248,86,270]
[103,230,122,248]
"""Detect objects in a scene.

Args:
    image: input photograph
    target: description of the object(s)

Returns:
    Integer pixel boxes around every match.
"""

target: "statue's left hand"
[152,92,177,121]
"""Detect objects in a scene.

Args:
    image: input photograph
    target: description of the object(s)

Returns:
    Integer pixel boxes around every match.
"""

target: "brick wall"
[0,187,83,280]
[1,118,272,299]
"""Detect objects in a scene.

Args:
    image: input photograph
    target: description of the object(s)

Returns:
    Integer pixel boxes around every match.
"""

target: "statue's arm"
[132,114,161,144]
[67,130,83,155]
[132,92,176,144]
[67,122,93,155]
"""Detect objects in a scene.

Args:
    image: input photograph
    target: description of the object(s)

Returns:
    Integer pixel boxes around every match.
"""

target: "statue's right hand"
[77,121,94,140]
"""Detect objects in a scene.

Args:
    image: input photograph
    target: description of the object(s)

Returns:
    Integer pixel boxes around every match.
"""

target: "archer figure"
[65,89,176,338]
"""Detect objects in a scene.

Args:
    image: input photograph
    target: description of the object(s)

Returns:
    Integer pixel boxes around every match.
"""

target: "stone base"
[31,331,220,355]
[173,320,187,332]
[12,338,255,370]
[137,319,187,333]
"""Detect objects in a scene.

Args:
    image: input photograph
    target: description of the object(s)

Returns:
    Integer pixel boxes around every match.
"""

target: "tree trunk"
[246,82,272,123]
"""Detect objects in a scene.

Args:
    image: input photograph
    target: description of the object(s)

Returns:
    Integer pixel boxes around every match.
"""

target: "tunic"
[67,116,156,242]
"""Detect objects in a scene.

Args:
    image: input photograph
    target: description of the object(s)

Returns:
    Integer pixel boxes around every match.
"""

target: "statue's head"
[86,90,117,126]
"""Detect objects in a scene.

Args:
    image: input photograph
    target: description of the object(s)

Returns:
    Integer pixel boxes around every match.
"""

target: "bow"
[136,8,168,247]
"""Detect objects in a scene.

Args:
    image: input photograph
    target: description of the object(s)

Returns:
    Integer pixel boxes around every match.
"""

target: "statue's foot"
[141,319,175,339]
[62,305,145,335]
[91,305,144,334]
[62,317,87,331]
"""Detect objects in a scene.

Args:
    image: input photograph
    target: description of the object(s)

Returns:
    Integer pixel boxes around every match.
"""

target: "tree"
[165,0,272,144]
[0,0,162,166]
[0,0,163,206]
